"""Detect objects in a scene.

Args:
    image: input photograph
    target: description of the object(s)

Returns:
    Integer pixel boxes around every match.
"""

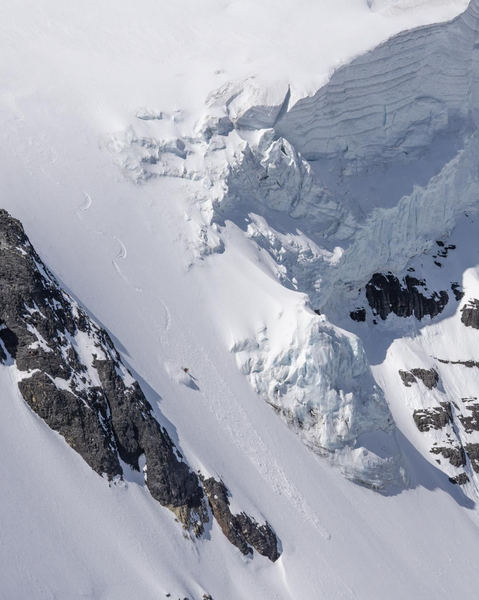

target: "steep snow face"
[103,1,479,498]
[111,0,479,496]
[106,3,479,493]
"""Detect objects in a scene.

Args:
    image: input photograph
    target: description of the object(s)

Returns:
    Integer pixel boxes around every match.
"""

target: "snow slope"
[2,0,479,599]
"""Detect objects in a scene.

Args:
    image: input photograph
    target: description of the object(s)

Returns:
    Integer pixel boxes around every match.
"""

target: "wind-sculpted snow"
[276,0,479,164]
[369,0,468,14]
[205,77,290,131]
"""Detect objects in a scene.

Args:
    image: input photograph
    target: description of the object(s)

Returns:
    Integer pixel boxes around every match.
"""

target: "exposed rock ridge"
[398,358,479,485]
[0,209,280,555]
[366,273,448,321]
[0,210,206,531]
[399,368,439,389]
[201,476,280,562]
[461,298,479,329]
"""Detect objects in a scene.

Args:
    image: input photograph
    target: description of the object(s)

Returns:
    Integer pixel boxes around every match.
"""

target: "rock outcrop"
[451,282,464,302]
[350,308,366,322]
[0,209,282,555]
[403,356,479,484]
[465,443,479,473]
[449,473,470,485]
[366,274,448,321]
[0,209,206,532]
[458,402,479,434]
[461,299,479,329]
[400,368,439,390]
[413,404,451,433]
[430,445,466,468]
[201,476,280,562]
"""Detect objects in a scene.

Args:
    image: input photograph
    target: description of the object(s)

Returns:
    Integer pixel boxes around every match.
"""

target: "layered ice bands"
[331,133,479,294]
[276,0,479,164]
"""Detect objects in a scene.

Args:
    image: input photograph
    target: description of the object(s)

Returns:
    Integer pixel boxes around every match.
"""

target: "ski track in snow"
[157,297,332,542]
[76,191,92,219]
[112,237,143,292]
[159,297,172,335]
[76,193,142,293]
[154,301,368,598]
[75,191,107,236]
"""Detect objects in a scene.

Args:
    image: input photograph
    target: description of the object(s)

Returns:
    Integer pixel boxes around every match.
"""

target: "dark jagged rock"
[430,445,466,468]
[0,209,206,533]
[201,476,280,562]
[436,357,479,369]
[399,371,416,387]
[433,241,456,259]
[399,368,439,389]
[451,282,464,302]
[413,403,452,432]
[449,473,470,485]
[411,368,439,389]
[461,299,479,329]
[92,356,204,516]
[458,403,479,434]
[465,444,479,473]
[350,308,366,322]
[365,273,448,321]
[20,372,121,477]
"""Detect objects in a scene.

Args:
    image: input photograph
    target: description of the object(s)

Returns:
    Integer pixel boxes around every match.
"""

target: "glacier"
[106,0,479,491]
[3,0,479,598]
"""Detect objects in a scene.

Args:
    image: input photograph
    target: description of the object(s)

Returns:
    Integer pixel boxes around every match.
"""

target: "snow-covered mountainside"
[3,0,479,598]
[0,208,279,561]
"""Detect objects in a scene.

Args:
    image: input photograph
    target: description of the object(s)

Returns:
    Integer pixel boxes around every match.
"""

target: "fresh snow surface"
[2,0,479,599]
